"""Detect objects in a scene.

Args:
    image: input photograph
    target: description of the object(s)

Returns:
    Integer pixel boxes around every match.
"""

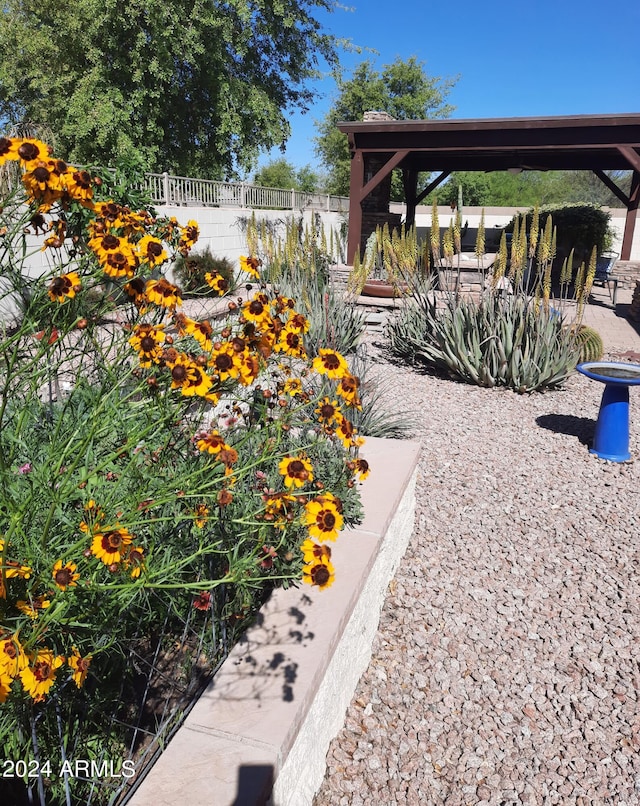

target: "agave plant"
[386,289,581,393]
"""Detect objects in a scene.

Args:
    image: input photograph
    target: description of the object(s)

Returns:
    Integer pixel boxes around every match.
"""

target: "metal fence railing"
[143,172,349,212]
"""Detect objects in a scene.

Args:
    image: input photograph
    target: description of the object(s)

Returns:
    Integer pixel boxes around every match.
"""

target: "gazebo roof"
[337,113,640,173]
[337,113,640,262]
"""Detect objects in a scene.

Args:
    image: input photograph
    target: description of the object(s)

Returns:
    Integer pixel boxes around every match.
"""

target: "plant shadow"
[536,413,595,447]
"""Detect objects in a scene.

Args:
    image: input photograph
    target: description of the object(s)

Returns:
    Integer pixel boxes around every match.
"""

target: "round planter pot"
[361,280,410,298]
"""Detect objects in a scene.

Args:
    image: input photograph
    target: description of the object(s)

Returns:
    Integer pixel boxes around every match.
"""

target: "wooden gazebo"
[337,113,640,263]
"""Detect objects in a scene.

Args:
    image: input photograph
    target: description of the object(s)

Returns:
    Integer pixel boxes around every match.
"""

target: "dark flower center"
[172,365,187,382]
[323,354,340,370]
[33,166,50,182]
[140,336,156,352]
[102,234,120,250]
[215,354,233,371]
[319,511,336,530]
[34,661,51,681]
[312,565,330,586]
[55,568,72,585]
[18,142,40,161]
[249,301,264,316]
[147,241,163,258]
[105,531,122,550]
[320,404,335,419]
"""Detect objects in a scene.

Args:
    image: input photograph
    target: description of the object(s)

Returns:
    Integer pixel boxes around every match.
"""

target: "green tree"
[315,57,457,197]
[432,170,633,208]
[0,0,338,178]
[253,157,321,191]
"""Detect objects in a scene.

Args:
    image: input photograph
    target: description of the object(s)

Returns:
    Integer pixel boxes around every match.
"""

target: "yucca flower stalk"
[475,209,486,265]
[430,199,441,265]
[491,231,508,291]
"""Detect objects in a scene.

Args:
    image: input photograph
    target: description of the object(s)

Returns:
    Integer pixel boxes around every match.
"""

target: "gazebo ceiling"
[337,113,640,173]
[337,113,640,262]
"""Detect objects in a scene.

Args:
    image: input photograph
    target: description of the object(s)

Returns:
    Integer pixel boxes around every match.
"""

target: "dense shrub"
[173,247,235,295]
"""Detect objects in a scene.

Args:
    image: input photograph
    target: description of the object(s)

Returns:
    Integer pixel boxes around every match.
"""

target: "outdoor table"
[577,361,640,462]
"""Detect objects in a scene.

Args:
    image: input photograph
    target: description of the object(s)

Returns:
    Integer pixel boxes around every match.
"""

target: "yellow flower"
[239,255,261,279]
[0,136,20,167]
[194,504,209,528]
[47,271,81,303]
[278,454,313,489]
[315,397,342,427]
[242,293,271,326]
[146,278,182,311]
[90,527,133,565]
[15,138,51,168]
[126,546,145,579]
[175,314,214,352]
[302,558,335,590]
[68,648,91,689]
[16,597,51,619]
[52,560,80,591]
[0,634,28,677]
[209,342,241,382]
[63,168,94,205]
[137,234,167,267]
[312,348,350,380]
[275,325,307,358]
[304,493,344,541]
[19,649,64,703]
[178,220,199,252]
[282,377,303,397]
[196,430,226,454]
[300,538,332,565]
[204,272,229,295]
[129,323,166,367]
[335,415,364,449]
[335,373,362,409]
[352,457,370,481]
[0,669,12,703]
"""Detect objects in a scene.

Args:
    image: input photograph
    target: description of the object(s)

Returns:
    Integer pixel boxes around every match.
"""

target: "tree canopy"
[315,57,457,197]
[429,170,633,208]
[253,158,321,192]
[0,0,338,178]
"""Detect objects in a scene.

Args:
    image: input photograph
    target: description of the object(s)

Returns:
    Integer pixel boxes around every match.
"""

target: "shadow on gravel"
[536,413,594,446]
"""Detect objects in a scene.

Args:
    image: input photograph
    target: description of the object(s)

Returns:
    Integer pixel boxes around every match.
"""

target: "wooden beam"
[415,171,451,205]
[358,150,409,202]
[618,145,640,173]
[593,169,630,206]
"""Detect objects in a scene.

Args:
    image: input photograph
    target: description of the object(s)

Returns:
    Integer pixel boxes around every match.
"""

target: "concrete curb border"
[129,436,420,806]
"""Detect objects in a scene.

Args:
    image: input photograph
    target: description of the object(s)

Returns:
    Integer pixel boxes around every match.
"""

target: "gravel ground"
[314,339,640,806]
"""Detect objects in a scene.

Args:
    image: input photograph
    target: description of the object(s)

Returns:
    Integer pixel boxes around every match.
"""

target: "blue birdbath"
[577,361,640,461]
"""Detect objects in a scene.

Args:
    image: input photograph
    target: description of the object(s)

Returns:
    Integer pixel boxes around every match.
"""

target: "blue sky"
[257,0,640,174]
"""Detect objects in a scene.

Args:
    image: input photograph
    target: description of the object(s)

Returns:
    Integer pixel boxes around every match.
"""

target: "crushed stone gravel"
[313,339,640,806]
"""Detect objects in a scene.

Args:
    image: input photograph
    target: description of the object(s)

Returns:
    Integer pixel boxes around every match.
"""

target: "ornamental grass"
[0,137,368,804]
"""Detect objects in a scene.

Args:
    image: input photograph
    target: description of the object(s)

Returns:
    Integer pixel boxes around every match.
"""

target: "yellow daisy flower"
[279,454,314,489]
[302,558,335,590]
[47,271,81,303]
[19,649,64,702]
[90,527,133,566]
[300,538,332,565]
[68,648,91,689]
[128,323,166,367]
[304,493,344,541]
[52,560,80,591]
[146,278,182,311]
[312,348,350,380]
[137,234,168,268]
[239,255,261,279]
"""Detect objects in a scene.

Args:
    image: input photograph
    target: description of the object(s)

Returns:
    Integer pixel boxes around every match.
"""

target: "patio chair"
[592,251,619,306]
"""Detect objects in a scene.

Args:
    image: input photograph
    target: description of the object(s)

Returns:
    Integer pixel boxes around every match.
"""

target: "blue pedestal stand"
[577,362,640,463]
[591,383,630,461]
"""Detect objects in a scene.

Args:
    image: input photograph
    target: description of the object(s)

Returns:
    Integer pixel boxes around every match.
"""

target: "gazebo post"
[346,149,364,265]
[621,170,639,261]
